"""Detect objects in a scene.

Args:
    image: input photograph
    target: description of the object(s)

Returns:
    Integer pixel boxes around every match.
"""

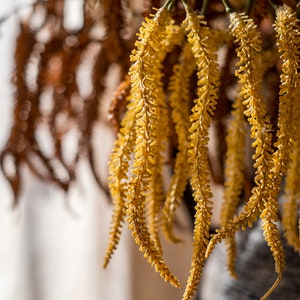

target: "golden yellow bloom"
[103,98,137,268]
[162,40,195,243]
[181,3,220,299]
[206,10,273,259]
[4,1,300,300]
[220,94,247,278]
[275,4,300,254]
[127,7,182,287]
[208,10,293,298]
[146,23,185,254]
[105,2,300,299]
[105,5,182,287]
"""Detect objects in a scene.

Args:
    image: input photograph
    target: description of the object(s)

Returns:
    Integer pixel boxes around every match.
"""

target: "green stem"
[267,0,280,11]
[221,0,234,13]
[200,0,210,15]
[163,0,178,11]
[181,0,191,13]
[245,0,255,15]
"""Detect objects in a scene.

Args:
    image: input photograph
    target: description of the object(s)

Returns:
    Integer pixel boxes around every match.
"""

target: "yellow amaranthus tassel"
[145,23,185,254]
[220,94,247,278]
[207,11,287,299]
[181,3,220,299]
[259,6,300,297]
[260,5,300,297]
[103,97,137,268]
[102,2,300,299]
[206,10,273,259]
[219,44,279,274]
[162,40,195,243]
[124,5,181,287]
[5,1,300,300]
[275,4,300,254]
[284,143,300,253]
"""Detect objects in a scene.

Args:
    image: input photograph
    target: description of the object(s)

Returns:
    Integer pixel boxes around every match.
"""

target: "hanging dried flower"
[1,1,300,299]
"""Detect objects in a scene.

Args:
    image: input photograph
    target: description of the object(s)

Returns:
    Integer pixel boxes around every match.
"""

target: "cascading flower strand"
[275,4,300,254]
[162,40,195,243]
[104,2,300,299]
[145,23,185,254]
[106,2,182,287]
[206,10,274,258]
[220,94,247,278]
[207,8,291,299]
[181,2,220,299]
[103,98,137,268]
[102,2,300,299]
[3,1,300,299]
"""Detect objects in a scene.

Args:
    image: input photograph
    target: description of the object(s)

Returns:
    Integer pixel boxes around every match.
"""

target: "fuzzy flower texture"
[104,2,300,300]
[1,1,299,300]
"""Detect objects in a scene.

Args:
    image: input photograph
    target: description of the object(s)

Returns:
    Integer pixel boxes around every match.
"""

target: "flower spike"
[275,4,300,254]
[181,3,220,299]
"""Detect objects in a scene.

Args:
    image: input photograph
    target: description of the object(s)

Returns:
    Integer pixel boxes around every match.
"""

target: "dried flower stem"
[182,3,220,299]
[275,4,300,254]
[163,41,195,243]
[124,6,181,287]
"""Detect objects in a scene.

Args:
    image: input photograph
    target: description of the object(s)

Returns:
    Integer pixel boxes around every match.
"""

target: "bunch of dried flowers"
[1,1,299,299]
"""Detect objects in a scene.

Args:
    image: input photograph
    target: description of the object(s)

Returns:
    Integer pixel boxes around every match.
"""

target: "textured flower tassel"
[206,10,273,260]
[125,5,181,288]
[103,98,137,268]
[145,23,185,253]
[181,3,220,299]
[207,11,287,299]
[275,5,300,254]
[162,40,195,243]
[220,95,247,278]
[260,5,300,297]
[284,143,300,253]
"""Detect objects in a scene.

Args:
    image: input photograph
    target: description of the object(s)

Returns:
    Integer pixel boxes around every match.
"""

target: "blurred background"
[0,1,194,299]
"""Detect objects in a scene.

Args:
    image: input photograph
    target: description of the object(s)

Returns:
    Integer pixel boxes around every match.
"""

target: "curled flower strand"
[220,95,247,278]
[126,6,181,287]
[208,12,286,298]
[145,23,185,254]
[103,98,137,268]
[207,11,273,258]
[275,5,300,253]
[182,4,220,299]
[162,41,195,243]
